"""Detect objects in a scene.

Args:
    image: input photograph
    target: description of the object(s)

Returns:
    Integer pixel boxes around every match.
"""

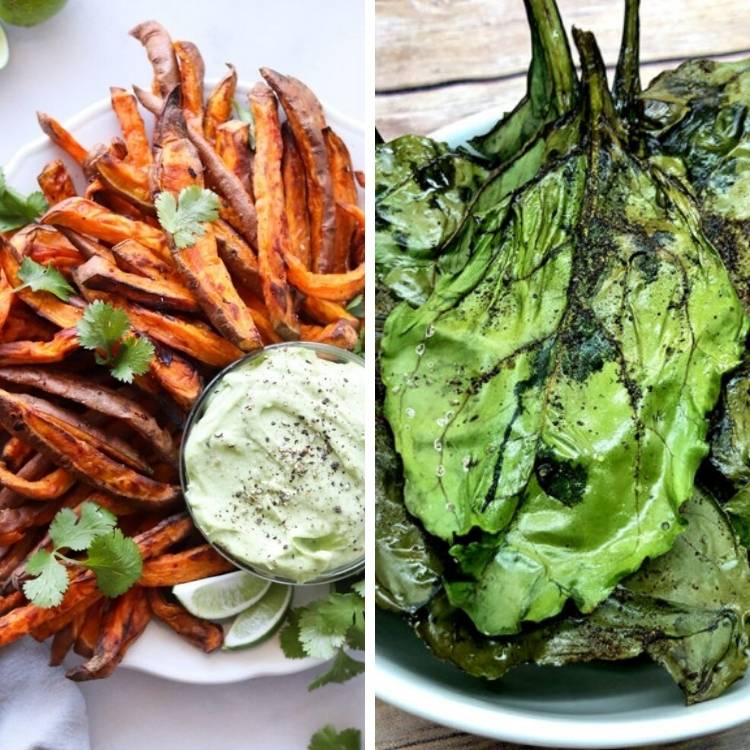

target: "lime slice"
[173,571,270,620]
[223,583,293,650]
[0,25,8,70]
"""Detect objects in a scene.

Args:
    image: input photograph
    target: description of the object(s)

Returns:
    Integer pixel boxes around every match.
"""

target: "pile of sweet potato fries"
[0,20,364,679]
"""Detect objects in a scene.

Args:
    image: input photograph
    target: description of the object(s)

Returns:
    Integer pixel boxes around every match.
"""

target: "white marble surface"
[0,1,365,748]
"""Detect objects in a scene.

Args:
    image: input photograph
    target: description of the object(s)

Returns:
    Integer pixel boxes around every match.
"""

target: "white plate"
[4,79,363,685]
[374,109,750,747]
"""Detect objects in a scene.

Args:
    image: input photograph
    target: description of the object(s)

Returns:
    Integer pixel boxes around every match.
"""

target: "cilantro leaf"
[308,649,365,691]
[351,580,364,598]
[22,551,68,608]
[298,593,363,660]
[308,725,361,750]
[16,257,75,301]
[155,186,220,249]
[346,295,364,318]
[49,502,117,552]
[0,168,48,232]
[279,609,307,659]
[85,529,143,597]
[77,300,130,354]
[109,335,155,383]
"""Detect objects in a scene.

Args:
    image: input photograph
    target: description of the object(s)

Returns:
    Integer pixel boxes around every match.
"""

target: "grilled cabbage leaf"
[380,31,747,635]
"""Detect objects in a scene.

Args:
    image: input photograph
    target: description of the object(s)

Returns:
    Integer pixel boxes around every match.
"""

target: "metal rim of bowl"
[179,341,365,587]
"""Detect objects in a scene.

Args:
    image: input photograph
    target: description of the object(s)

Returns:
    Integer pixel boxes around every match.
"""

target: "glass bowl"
[179,341,365,586]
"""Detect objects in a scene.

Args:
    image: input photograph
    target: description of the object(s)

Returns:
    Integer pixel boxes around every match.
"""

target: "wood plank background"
[375,0,750,747]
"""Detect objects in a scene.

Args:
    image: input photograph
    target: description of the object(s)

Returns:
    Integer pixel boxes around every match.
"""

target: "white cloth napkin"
[0,639,90,750]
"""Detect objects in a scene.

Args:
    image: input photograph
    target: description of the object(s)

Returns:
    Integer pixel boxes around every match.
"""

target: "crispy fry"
[11,224,85,270]
[125,304,242,367]
[186,120,258,247]
[1,438,34,471]
[132,84,163,115]
[282,122,311,268]
[0,591,24,616]
[325,128,359,272]
[0,367,177,464]
[0,532,42,585]
[260,68,335,273]
[301,296,358,327]
[147,588,223,652]
[0,464,74,501]
[0,329,80,367]
[215,120,252,195]
[110,87,152,168]
[73,255,199,313]
[110,239,182,283]
[213,220,261,294]
[74,600,105,657]
[250,83,299,339]
[148,342,203,410]
[67,587,151,681]
[240,293,283,345]
[204,64,237,142]
[173,41,205,123]
[0,269,12,335]
[37,160,77,204]
[0,309,54,344]
[285,252,364,302]
[300,319,359,350]
[92,150,153,212]
[36,112,88,166]
[57,230,116,265]
[139,544,234,586]
[49,609,86,666]
[0,454,53,510]
[129,21,180,98]
[42,197,169,259]
[0,389,179,505]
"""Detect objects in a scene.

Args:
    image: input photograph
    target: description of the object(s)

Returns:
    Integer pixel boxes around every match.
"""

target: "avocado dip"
[183,345,364,583]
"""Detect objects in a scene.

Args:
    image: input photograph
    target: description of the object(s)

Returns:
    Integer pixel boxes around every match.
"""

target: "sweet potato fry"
[186,120,258,247]
[58,230,116,265]
[0,328,79,367]
[260,68,335,273]
[37,160,77,204]
[147,588,223,652]
[110,239,182,284]
[282,123,311,268]
[1,437,34,471]
[148,342,203,410]
[0,591,24,616]
[42,197,169,260]
[240,295,283,345]
[301,296,358,328]
[285,253,364,302]
[91,150,153,212]
[11,224,84,269]
[49,609,86,666]
[0,454,53,510]
[213,220,261,294]
[0,269,12,334]
[110,87,152,168]
[36,113,88,166]
[215,120,252,195]
[0,389,179,505]
[0,367,177,464]
[0,464,74,501]
[300,319,359,350]
[250,83,299,339]
[132,84,163,116]
[325,128,359,272]
[174,41,205,124]
[73,255,199,313]
[0,309,54,344]
[125,304,242,366]
[74,600,105,657]
[129,21,180,98]
[67,587,151,680]
[204,64,237,142]
[139,544,234,586]
[0,532,43,585]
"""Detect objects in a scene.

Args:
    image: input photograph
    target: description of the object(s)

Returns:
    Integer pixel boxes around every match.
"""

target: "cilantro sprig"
[16,257,75,301]
[308,726,361,750]
[0,168,48,232]
[155,186,220,249]
[280,579,364,691]
[76,300,155,383]
[23,501,143,609]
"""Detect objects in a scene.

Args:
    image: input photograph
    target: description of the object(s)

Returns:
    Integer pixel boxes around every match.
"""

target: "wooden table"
[375,0,750,747]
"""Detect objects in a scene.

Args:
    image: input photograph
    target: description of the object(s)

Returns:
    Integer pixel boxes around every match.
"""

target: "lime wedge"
[173,571,270,620]
[0,25,8,70]
[223,583,293,650]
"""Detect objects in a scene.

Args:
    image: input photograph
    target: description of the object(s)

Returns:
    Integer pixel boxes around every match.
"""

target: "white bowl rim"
[374,106,750,747]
